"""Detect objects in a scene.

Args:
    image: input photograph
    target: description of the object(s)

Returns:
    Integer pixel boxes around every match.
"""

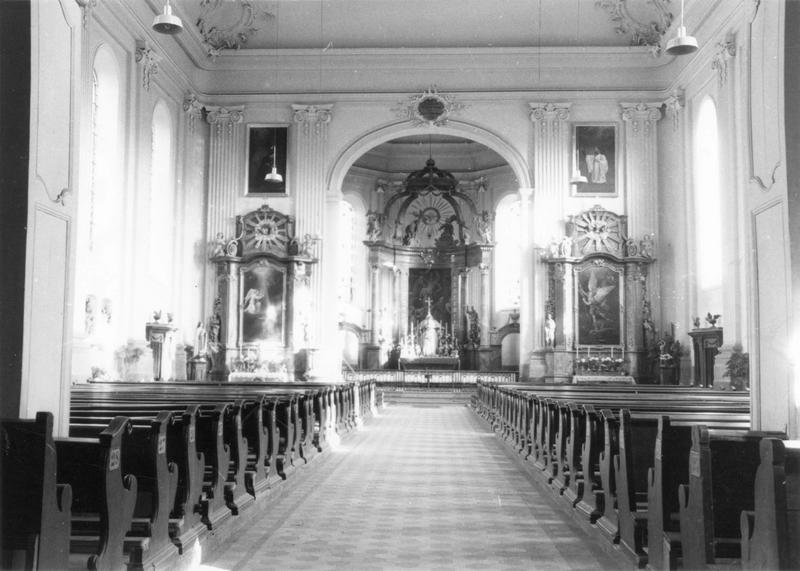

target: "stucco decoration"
[392,87,467,127]
[595,0,673,56]
[711,38,737,88]
[135,41,161,92]
[662,90,683,132]
[196,0,273,59]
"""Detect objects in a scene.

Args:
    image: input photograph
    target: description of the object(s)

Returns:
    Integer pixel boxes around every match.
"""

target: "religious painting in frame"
[408,268,452,328]
[574,259,623,346]
[246,125,288,196]
[239,259,287,348]
[572,124,618,196]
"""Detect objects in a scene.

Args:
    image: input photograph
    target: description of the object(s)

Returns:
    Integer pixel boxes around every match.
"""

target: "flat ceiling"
[179,0,675,51]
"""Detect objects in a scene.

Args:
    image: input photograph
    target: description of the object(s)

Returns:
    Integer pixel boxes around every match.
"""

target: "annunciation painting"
[573,124,617,196]
[240,261,286,346]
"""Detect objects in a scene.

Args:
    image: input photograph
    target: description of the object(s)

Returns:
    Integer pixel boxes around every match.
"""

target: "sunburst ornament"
[244,209,288,252]
[574,209,622,255]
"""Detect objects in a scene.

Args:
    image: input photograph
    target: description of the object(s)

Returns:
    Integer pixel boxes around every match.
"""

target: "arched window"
[148,101,175,307]
[75,44,121,336]
[495,194,522,310]
[693,97,722,310]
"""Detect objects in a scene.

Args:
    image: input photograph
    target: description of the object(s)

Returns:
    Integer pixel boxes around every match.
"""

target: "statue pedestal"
[188,356,208,381]
[363,344,382,370]
[145,322,177,381]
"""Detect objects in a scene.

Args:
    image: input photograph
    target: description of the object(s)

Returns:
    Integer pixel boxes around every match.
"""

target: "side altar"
[542,206,655,383]
[205,205,317,381]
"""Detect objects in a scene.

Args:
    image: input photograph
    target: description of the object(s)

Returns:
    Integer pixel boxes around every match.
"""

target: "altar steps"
[380,389,475,407]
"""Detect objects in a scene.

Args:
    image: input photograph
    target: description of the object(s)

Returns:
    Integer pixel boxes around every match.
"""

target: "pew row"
[1,412,72,570]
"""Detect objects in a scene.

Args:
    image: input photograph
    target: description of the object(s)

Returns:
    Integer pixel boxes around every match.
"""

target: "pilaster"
[528,103,571,378]
[292,104,333,355]
[620,102,662,238]
[205,106,244,241]
[479,263,491,346]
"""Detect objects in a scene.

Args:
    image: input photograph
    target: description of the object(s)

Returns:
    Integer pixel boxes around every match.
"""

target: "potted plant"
[724,343,749,390]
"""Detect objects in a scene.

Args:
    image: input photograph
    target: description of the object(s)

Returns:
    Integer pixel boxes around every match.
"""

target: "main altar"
[354,155,498,371]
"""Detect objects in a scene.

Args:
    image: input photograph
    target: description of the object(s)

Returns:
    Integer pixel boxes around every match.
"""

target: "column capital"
[620,102,662,135]
[528,102,571,123]
[292,104,334,134]
[205,105,244,135]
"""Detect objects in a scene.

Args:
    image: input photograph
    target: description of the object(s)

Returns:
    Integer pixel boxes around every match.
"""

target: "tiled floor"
[201,405,627,570]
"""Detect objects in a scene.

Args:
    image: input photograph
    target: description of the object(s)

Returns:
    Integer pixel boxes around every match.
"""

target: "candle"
[611,347,614,359]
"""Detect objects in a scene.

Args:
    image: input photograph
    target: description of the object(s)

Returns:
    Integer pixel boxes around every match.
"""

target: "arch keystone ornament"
[393,87,467,127]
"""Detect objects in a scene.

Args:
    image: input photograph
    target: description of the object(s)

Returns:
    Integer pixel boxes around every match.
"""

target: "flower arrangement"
[576,354,626,374]
[724,343,749,390]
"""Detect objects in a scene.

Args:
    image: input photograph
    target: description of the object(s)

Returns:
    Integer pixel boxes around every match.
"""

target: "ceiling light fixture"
[152,0,183,35]
[665,0,698,56]
[265,3,283,184]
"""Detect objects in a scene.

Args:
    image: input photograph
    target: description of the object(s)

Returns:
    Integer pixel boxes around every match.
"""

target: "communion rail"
[342,370,518,388]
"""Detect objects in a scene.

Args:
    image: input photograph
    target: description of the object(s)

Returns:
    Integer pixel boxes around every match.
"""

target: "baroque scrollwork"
[662,90,683,132]
[196,0,273,59]
[392,87,466,127]
[135,41,161,92]
[711,38,737,87]
[595,0,673,56]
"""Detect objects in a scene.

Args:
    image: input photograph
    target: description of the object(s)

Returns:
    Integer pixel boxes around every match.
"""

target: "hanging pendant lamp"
[665,0,698,56]
[152,0,183,35]
[265,129,283,183]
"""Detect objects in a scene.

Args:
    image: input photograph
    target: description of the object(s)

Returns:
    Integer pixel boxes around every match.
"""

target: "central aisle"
[202,404,626,570]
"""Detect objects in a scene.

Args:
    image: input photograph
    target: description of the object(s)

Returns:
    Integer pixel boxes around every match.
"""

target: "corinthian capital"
[620,102,662,135]
[292,104,334,135]
[528,102,571,123]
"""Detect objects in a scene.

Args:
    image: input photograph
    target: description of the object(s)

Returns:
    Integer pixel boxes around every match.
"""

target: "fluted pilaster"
[292,104,334,350]
[518,186,535,378]
[620,102,662,237]
[206,106,244,241]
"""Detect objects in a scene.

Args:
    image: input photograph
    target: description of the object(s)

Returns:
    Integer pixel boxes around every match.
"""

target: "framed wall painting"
[239,259,287,348]
[572,124,618,196]
[246,125,288,196]
[574,261,623,346]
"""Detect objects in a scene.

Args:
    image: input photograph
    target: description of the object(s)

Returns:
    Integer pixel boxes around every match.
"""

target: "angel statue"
[579,268,616,336]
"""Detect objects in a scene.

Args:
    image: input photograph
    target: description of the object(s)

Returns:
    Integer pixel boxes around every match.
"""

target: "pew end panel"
[1,411,72,571]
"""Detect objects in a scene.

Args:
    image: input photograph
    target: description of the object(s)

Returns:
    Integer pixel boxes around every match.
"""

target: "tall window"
[148,101,175,308]
[694,97,722,308]
[75,45,121,336]
[495,194,522,310]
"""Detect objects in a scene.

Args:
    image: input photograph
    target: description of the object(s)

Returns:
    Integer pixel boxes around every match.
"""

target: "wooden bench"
[740,438,800,570]
[55,416,138,571]
[1,412,72,570]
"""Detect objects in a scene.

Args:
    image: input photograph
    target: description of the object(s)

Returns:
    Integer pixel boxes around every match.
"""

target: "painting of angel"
[576,264,621,345]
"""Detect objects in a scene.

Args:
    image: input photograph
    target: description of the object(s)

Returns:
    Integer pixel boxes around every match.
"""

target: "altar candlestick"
[611,347,614,358]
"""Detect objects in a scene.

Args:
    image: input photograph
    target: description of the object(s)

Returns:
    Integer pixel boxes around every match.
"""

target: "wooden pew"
[55,416,138,571]
[69,411,180,570]
[740,438,800,570]
[1,412,72,570]
[575,405,605,521]
[596,409,621,543]
[674,426,767,570]
[563,403,586,506]
[645,417,692,570]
